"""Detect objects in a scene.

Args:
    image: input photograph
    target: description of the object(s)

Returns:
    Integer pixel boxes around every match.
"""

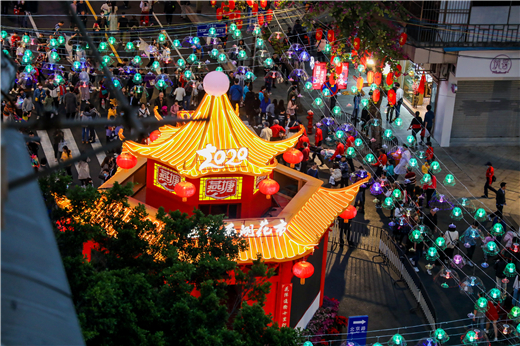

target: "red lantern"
[116,152,138,170]
[149,130,161,142]
[228,0,235,10]
[234,9,241,20]
[260,0,267,8]
[372,89,380,103]
[418,73,426,94]
[292,260,314,285]
[399,32,408,46]
[222,2,229,16]
[386,72,394,86]
[247,0,254,7]
[356,76,364,91]
[316,28,323,41]
[374,72,382,86]
[329,73,336,86]
[210,0,216,7]
[327,29,335,43]
[388,89,396,106]
[174,181,196,202]
[216,7,223,20]
[236,19,243,30]
[252,1,258,14]
[283,148,303,168]
[367,70,374,84]
[259,178,280,199]
[340,205,357,220]
[395,64,402,78]
[353,37,360,51]
[258,14,264,26]
[266,9,273,23]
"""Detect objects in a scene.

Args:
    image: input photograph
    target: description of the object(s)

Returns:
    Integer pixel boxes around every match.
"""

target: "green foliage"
[41,173,300,346]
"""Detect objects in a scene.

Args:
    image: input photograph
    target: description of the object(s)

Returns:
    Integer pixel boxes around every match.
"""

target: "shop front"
[400,60,438,117]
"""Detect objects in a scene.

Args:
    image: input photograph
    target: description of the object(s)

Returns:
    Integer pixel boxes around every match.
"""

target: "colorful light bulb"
[444,174,456,186]
[435,237,446,250]
[173,39,181,48]
[354,138,363,148]
[332,106,341,116]
[492,223,505,236]
[382,197,394,210]
[346,147,356,159]
[430,161,441,173]
[450,207,463,220]
[392,189,402,200]
[335,130,345,139]
[333,56,341,66]
[361,99,369,107]
[152,61,160,70]
[125,41,135,51]
[383,129,394,140]
[22,35,30,44]
[98,42,108,52]
[215,66,224,72]
[187,54,198,63]
[1,31,7,39]
[256,38,264,48]
[133,55,142,65]
[323,43,331,53]
[263,58,274,68]
[406,135,416,145]
[133,73,142,84]
[232,29,242,40]
[304,82,313,90]
[253,26,262,36]
[475,208,486,221]
[350,86,358,94]
[184,70,193,79]
[192,36,200,45]
[108,36,116,45]
[49,38,58,48]
[218,53,227,63]
[177,58,186,68]
[408,158,418,168]
[358,64,365,73]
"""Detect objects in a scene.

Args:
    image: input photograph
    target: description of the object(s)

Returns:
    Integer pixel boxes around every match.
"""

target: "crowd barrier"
[330,220,437,329]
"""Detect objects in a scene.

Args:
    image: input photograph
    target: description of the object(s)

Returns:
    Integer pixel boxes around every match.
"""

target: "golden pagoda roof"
[123,94,303,179]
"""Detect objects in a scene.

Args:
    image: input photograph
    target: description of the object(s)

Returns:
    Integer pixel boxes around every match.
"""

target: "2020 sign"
[196,144,249,170]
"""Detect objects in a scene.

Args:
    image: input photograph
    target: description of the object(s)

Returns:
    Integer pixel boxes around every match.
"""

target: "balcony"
[407,22,520,48]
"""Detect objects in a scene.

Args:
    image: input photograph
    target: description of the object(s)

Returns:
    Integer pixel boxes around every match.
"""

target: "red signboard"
[312,62,327,90]
[337,63,349,89]
[155,164,181,192]
[205,178,238,200]
[278,283,293,328]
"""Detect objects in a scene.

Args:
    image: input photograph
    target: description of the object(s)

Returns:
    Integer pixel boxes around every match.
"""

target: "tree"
[40,173,301,346]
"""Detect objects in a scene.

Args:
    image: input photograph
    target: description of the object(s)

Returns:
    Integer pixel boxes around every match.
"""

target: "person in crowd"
[423,104,435,141]
[314,123,323,147]
[372,148,387,178]
[493,182,507,219]
[61,146,73,176]
[170,101,179,118]
[228,79,243,111]
[108,104,117,120]
[33,83,46,118]
[64,87,78,119]
[482,162,497,198]
[385,158,395,183]
[329,163,342,188]
[485,298,500,342]
[408,111,423,145]
[259,121,272,141]
[287,94,298,117]
[331,140,344,161]
[270,119,286,141]
[53,129,65,163]
[394,82,404,118]
[462,221,482,267]
[443,224,459,263]
[80,105,94,143]
[77,156,91,186]
[423,171,437,207]
[338,156,350,188]
[266,99,276,126]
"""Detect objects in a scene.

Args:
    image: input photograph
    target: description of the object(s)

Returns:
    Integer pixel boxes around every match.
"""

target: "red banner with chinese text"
[312,62,327,90]
[278,283,293,328]
[337,63,349,89]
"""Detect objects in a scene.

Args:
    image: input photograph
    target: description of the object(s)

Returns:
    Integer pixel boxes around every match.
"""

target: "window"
[199,203,240,218]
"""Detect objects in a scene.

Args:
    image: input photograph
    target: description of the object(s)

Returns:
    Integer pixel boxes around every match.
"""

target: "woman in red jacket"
[423,171,437,207]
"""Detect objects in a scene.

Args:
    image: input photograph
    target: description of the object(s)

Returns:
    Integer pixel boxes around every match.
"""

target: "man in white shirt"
[260,122,272,141]
[173,85,186,103]
[394,82,404,118]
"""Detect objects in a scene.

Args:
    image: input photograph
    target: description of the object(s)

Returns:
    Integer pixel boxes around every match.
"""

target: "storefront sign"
[254,175,268,194]
[154,163,181,193]
[490,54,512,74]
[197,23,227,37]
[337,63,349,89]
[196,144,249,171]
[278,284,293,328]
[312,62,327,89]
[200,177,243,200]
[224,219,288,237]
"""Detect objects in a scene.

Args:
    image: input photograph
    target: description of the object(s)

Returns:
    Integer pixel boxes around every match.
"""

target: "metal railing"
[407,22,520,48]
[329,220,437,329]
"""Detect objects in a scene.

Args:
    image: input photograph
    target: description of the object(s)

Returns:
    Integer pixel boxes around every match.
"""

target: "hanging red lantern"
[259,178,280,199]
[327,30,335,43]
[340,205,357,219]
[260,0,267,8]
[266,9,273,23]
[116,152,138,170]
[149,130,161,142]
[353,37,361,51]
[367,70,374,84]
[216,7,223,20]
[399,32,408,46]
[247,0,254,7]
[258,14,264,26]
[252,1,258,14]
[228,0,235,10]
[395,64,402,78]
[356,76,364,91]
[374,72,382,86]
[316,28,323,41]
[386,72,394,86]
[210,0,216,7]
[418,73,426,94]
[283,148,303,168]
[388,89,396,106]
[222,2,230,16]
[228,11,236,21]
[329,73,336,86]
[292,260,314,285]
[372,89,380,103]
[236,19,243,30]
[174,181,196,202]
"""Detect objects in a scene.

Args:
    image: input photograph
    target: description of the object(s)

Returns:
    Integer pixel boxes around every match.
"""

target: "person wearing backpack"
[442,224,459,263]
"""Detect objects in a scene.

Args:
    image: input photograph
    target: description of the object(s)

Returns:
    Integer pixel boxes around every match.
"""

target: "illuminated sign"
[196,144,249,171]
[199,177,243,200]
[312,62,327,89]
[278,284,293,328]
[224,219,288,238]
[154,163,181,194]
[337,62,349,89]
[254,175,268,194]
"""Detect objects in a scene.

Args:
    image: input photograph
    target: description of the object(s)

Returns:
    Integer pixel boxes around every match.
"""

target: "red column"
[319,230,329,306]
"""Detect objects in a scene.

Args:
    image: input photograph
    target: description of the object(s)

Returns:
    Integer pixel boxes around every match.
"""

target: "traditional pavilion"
[92,72,369,328]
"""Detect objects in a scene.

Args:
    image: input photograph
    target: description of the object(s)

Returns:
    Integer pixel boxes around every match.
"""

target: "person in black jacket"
[493,182,507,219]
[164,1,175,25]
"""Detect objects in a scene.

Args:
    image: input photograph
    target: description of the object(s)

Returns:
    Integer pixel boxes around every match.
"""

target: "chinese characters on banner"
[278,283,293,328]
[312,62,327,90]
[154,164,182,192]
[225,219,288,238]
[337,63,349,89]
[205,178,238,199]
